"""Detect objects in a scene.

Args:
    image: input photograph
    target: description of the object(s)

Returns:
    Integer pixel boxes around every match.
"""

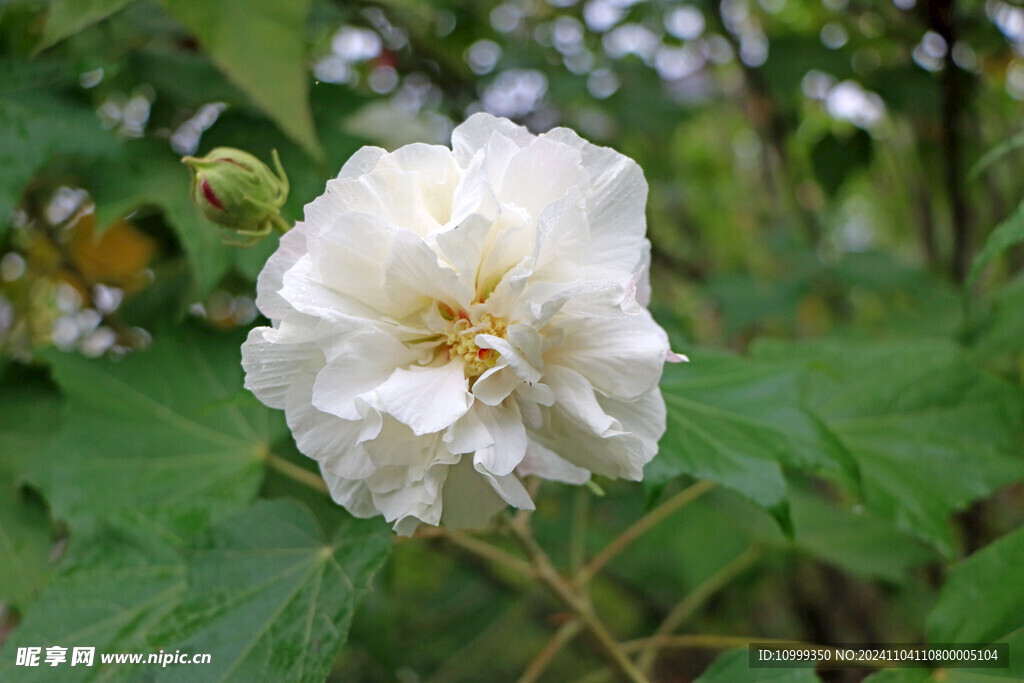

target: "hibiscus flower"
[242,113,683,534]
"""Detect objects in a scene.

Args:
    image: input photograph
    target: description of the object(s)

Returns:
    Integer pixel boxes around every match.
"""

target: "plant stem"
[444,532,536,578]
[517,619,583,683]
[578,481,715,585]
[570,487,590,573]
[623,634,792,653]
[636,545,763,674]
[509,521,650,683]
[263,450,329,493]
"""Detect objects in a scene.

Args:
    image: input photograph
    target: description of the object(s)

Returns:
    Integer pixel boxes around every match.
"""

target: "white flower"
[242,113,685,535]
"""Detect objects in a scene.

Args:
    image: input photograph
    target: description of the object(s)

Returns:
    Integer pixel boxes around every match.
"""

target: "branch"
[262,450,329,493]
[517,619,583,683]
[578,481,715,585]
[444,532,536,579]
[509,521,651,683]
[637,546,763,673]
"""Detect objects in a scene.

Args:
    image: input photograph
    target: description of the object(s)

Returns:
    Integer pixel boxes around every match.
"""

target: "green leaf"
[969,200,1024,283]
[0,381,62,479]
[969,130,1024,182]
[159,0,322,161]
[37,0,137,52]
[970,274,1024,363]
[25,325,285,534]
[696,649,821,682]
[86,142,233,296]
[928,525,1024,644]
[0,480,54,609]
[789,487,936,583]
[153,500,391,683]
[649,351,857,530]
[0,514,187,683]
[0,93,118,241]
[0,375,61,607]
[753,339,1024,556]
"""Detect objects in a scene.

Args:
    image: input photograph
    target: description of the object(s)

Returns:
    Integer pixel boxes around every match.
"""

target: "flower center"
[441,306,508,378]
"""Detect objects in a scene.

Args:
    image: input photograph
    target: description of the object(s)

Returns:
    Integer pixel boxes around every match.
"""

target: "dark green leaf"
[0,480,53,609]
[0,93,118,240]
[928,525,1024,644]
[154,500,391,683]
[789,487,935,583]
[0,378,61,607]
[969,200,1024,283]
[159,0,322,160]
[969,131,1024,182]
[37,0,137,52]
[970,274,1024,363]
[649,351,857,529]
[86,142,233,296]
[0,381,61,479]
[0,514,187,682]
[753,339,1024,556]
[25,325,284,534]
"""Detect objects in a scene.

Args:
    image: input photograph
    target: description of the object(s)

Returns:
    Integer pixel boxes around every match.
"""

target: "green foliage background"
[1,0,1023,681]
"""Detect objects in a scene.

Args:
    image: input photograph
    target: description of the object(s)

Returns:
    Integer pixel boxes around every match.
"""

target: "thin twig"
[578,481,715,585]
[445,533,536,578]
[518,619,584,683]
[623,633,786,653]
[570,487,590,573]
[636,546,764,674]
[509,521,651,683]
[263,450,329,493]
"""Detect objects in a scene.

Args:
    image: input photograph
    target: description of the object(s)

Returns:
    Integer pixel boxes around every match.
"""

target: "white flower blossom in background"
[242,113,685,535]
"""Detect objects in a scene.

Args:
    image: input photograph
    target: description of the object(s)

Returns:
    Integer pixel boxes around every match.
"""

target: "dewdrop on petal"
[182,147,289,244]
[242,114,686,535]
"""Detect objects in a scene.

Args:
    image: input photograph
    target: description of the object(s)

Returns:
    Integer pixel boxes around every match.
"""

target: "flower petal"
[544,126,648,245]
[311,327,418,420]
[475,468,535,510]
[284,373,375,479]
[476,333,542,383]
[546,309,670,400]
[255,222,309,319]
[451,112,533,167]
[471,364,521,406]
[497,137,586,218]
[473,402,528,476]
[318,470,377,517]
[543,365,625,438]
[371,360,472,435]
[443,404,492,454]
[383,228,475,315]
[336,145,386,179]
[518,439,591,484]
[241,320,319,410]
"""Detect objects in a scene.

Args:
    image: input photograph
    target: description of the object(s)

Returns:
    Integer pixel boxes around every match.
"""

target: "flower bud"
[182,148,289,244]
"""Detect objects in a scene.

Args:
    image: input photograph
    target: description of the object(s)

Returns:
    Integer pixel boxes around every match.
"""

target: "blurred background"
[2,0,1024,681]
